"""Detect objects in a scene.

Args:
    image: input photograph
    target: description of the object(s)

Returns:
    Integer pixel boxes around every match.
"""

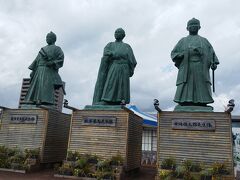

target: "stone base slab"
[157,111,234,178]
[68,109,142,172]
[174,104,213,112]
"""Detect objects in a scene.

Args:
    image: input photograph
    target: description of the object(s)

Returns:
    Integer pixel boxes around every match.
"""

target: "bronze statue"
[93,28,137,105]
[24,32,65,105]
[171,18,219,111]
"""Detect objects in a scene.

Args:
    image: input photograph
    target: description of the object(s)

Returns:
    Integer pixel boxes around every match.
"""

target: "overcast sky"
[0,0,240,114]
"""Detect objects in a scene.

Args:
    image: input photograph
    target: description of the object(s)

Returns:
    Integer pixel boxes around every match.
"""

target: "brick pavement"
[0,167,156,180]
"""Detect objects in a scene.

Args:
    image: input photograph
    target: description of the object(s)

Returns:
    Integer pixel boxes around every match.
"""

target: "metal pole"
[212,69,215,93]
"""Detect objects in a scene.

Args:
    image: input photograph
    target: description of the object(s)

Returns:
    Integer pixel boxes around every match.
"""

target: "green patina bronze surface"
[92,28,137,106]
[24,32,65,106]
[171,18,219,112]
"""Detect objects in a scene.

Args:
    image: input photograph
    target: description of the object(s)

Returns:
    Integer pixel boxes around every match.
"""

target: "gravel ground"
[0,167,156,180]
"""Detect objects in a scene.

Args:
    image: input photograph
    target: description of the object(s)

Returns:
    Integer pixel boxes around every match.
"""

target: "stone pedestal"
[0,108,71,163]
[68,108,143,172]
[174,104,213,112]
[157,111,234,179]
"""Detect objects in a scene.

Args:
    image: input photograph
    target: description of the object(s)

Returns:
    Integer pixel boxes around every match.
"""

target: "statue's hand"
[105,50,113,57]
[211,63,217,70]
[46,61,55,67]
[129,70,134,77]
[177,54,184,59]
[193,48,202,55]
[111,51,119,59]
[30,71,34,78]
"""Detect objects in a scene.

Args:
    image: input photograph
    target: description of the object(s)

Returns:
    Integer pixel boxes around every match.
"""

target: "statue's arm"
[49,46,64,70]
[29,53,40,71]
[92,43,112,104]
[171,38,185,68]
[211,52,219,70]
[103,42,113,58]
[205,39,219,70]
[99,43,113,77]
[28,52,41,81]
[126,44,137,77]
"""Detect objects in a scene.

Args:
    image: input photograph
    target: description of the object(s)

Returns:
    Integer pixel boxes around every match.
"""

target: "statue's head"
[46,31,57,45]
[114,28,125,41]
[187,18,201,34]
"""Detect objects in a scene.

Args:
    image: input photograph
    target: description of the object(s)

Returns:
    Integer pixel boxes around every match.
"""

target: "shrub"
[110,152,124,166]
[66,151,81,161]
[86,154,99,164]
[7,147,19,157]
[191,162,202,172]
[58,162,74,176]
[200,167,212,180]
[53,163,61,173]
[96,159,111,171]
[76,158,88,169]
[161,157,176,170]
[159,169,173,180]
[24,148,40,159]
[0,146,9,168]
[0,147,40,170]
[174,165,185,178]
[59,152,124,179]
[211,161,229,176]
[9,152,26,164]
[182,159,193,171]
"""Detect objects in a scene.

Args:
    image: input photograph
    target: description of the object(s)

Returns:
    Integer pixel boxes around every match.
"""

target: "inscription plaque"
[82,116,117,127]
[172,119,215,131]
[10,114,38,124]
